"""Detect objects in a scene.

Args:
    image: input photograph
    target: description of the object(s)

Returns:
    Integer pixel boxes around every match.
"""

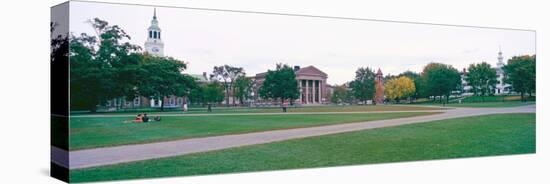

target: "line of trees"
[69,18,197,112]
[331,56,535,104]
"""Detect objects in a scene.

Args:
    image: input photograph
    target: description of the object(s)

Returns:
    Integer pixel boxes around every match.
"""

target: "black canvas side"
[51,1,70,183]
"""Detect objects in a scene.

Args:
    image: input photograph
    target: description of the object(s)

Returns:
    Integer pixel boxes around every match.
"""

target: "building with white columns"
[254,65,329,104]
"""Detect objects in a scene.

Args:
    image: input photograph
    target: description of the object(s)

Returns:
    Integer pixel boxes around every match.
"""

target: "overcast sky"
[69,1,535,85]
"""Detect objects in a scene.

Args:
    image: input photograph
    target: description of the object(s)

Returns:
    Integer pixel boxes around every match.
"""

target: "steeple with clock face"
[144,8,164,57]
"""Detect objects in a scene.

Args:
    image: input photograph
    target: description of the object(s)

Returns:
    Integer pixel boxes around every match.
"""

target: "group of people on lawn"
[130,113,161,123]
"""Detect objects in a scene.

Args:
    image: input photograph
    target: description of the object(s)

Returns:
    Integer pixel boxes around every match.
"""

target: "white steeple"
[497,46,504,67]
[144,8,164,56]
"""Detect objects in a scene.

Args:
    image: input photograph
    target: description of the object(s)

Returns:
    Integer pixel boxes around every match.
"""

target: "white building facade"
[494,49,512,94]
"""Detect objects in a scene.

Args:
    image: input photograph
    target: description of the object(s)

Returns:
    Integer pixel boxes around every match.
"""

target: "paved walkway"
[56,105,535,169]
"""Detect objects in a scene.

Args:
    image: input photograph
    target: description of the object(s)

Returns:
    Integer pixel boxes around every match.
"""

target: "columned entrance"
[299,79,323,104]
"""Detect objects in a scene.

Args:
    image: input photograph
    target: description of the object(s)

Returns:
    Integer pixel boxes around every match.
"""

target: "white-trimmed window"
[169,97,176,105]
[133,97,141,106]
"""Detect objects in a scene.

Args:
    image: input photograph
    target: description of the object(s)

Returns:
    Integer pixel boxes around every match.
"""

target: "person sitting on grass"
[154,116,161,122]
[134,114,143,123]
[142,113,149,122]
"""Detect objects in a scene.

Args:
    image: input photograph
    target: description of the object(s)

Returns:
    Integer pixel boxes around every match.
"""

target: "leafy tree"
[384,76,416,103]
[351,67,376,104]
[504,55,536,101]
[210,65,244,106]
[466,62,497,100]
[331,85,349,104]
[137,54,195,111]
[259,64,300,109]
[203,82,225,105]
[234,76,253,106]
[69,18,141,112]
[227,66,245,106]
[188,84,205,106]
[421,63,461,103]
[398,71,424,99]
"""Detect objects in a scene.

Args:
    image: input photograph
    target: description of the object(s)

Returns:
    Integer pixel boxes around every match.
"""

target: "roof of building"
[188,73,209,83]
[376,68,383,75]
[296,65,328,77]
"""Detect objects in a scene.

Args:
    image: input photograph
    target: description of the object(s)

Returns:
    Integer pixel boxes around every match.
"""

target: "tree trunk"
[90,105,97,113]
[521,92,525,102]
[232,85,236,107]
[224,81,230,107]
[225,87,230,107]
[160,97,165,111]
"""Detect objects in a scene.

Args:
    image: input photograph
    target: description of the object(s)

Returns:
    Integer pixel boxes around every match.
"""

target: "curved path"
[54,105,535,169]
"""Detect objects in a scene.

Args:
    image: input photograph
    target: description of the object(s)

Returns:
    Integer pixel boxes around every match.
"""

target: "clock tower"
[144,8,164,57]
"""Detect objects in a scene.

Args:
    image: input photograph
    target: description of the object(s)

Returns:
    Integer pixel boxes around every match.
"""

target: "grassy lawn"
[70,112,438,150]
[410,95,536,108]
[71,113,535,183]
[71,105,444,116]
[461,95,535,103]
[425,101,535,108]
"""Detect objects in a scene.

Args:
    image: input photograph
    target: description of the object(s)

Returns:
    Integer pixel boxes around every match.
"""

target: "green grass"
[71,105,444,116]
[411,95,536,108]
[70,112,437,150]
[71,113,535,183]
[461,95,535,103]
[424,101,535,108]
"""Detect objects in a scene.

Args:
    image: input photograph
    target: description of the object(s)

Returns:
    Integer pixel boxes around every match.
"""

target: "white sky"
[69,1,535,85]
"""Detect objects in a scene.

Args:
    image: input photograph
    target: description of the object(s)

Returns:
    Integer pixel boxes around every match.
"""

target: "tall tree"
[421,63,461,103]
[466,62,497,100]
[69,18,141,112]
[226,66,245,106]
[504,55,536,101]
[137,55,195,111]
[351,67,376,104]
[331,85,350,104]
[259,64,300,110]
[210,65,244,106]
[384,76,416,103]
[398,71,424,99]
[203,82,226,105]
[234,76,253,106]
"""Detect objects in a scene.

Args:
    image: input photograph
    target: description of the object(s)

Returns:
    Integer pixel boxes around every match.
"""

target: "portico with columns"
[254,65,328,104]
[294,66,328,104]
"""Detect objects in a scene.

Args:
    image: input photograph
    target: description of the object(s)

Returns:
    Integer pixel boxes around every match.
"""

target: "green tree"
[211,65,244,106]
[421,63,461,103]
[466,62,497,100]
[203,82,225,105]
[331,85,349,104]
[188,84,205,106]
[137,54,195,111]
[351,67,376,104]
[384,76,416,103]
[234,76,253,106]
[69,18,141,112]
[259,64,300,110]
[504,55,536,101]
